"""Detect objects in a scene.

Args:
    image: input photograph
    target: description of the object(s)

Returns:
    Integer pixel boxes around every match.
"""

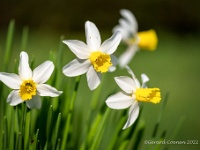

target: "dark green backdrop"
[1,0,200,33]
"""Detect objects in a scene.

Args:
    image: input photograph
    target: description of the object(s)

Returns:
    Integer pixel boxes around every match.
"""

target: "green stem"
[10,108,15,150]
[80,75,106,149]
[152,92,169,138]
[60,76,81,150]
[90,74,105,110]
[17,103,27,150]
[24,111,30,150]
[90,108,111,150]
[56,35,65,70]
[3,116,8,150]
[52,36,65,110]
[17,132,22,150]
[34,129,39,150]
[46,105,53,144]
[52,113,62,150]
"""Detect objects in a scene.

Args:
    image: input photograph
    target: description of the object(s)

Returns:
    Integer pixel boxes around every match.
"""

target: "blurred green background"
[0,0,200,149]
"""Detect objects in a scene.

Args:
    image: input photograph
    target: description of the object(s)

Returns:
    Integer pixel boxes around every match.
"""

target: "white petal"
[141,74,149,88]
[108,55,118,72]
[125,66,140,89]
[33,61,54,84]
[120,9,138,34]
[0,73,21,89]
[108,66,116,72]
[18,51,32,80]
[123,101,139,129]
[112,25,130,41]
[134,78,141,89]
[118,45,138,68]
[106,92,133,109]
[85,21,101,50]
[114,76,136,94]
[119,18,133,36]
[63,59,91,77]
[100,31,122,54]
[7,90,23,106]
[86,66,101,90]
[37,84,62,97]
[26,95,41,109]
[63,40,90,59]
[125,66,135,79]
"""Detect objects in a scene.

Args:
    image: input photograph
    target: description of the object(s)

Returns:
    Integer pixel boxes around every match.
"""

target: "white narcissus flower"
[113,9,158,68]
[62,21,122,90]
[106,66,161,129]
[0,51,62,109]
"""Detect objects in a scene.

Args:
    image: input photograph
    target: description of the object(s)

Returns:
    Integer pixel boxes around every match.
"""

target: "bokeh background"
[0,0,200,149]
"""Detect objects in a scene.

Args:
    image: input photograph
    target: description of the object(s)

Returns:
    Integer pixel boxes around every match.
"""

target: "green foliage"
[0,20,192,150]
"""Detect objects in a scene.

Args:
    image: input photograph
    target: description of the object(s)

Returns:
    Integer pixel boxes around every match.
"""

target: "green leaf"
[21,26,29,51]
[3,116,8,150]
[4,19,15,69]
[52,113,61,150]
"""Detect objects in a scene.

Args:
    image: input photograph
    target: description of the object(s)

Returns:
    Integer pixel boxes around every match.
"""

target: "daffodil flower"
[106,66,161,129]
[0,51,62,109]
[62,21,122,90]
[113,9,158,67]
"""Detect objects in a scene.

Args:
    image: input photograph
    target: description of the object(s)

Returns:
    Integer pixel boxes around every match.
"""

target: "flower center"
[134,88,161,104]
[137,29,158,51]
[89,51,112,73]
[19,80,37,101]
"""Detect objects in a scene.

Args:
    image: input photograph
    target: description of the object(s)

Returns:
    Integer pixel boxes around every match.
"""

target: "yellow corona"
[90,51,112,73]
[19,80,37,100]
[137,29,158,50]
[135,88,161,104]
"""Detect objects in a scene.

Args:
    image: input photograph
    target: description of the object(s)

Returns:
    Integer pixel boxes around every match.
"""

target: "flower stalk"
[61,76,81,149]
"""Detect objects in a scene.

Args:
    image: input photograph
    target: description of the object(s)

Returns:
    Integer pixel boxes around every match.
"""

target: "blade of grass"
[24,111,31,150]
[114,107,143,149]
[56,35,65,70]
[90,75,105,110]
[170,116,186,140]
[87,113,102,145]
[127,119,146,150]
[80,75,107,149]
[4,19,15,70]
[118,140,129,150]
[152,92,169,138]
[17,132,22,150]
[107,115,127,150]
[30,129,40,150]
[56,139,61,150]
[3,116,8,150]
[9,107,15,150]
[60,76,81,150]
[35,129,39,150]
[52,36,65,110]
[1,131,4,150]
[16,103,27,150]
[52,113,61,150]
[14,106,20,150]
[21,26,29,51]
[90,108,111,150]
[46,105,54,144]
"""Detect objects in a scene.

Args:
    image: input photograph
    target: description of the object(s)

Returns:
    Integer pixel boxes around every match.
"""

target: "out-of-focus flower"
[106,66,161,129]
[0,51,62,109]
[62,21,122,90]
[113,9,158,67]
